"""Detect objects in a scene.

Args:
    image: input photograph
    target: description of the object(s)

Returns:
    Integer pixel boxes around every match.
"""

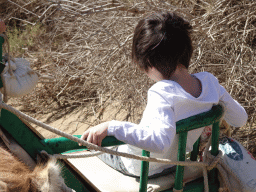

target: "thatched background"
[0,0,256,155]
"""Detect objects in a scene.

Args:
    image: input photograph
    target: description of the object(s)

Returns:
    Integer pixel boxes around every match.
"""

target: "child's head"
[132,11,193,79]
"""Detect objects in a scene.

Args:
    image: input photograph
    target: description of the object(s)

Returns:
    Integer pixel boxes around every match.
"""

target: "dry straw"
[0,0,255,155]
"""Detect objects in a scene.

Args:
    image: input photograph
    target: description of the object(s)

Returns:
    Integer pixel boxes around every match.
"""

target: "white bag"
[1,58,39,97]
[219,137,256,192]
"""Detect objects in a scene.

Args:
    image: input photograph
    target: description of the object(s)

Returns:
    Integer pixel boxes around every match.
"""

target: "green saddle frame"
[0,36,223,192]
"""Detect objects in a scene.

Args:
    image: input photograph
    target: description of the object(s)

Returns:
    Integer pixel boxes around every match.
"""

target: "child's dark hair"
[132,11,193,79]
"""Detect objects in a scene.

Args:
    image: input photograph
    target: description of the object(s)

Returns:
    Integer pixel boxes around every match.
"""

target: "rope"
[0,99,209,167]
[202,135,242,192]
[205,152,242,192]
[50,146,117,159]
[0,95,243,192]
[52,151,104,159]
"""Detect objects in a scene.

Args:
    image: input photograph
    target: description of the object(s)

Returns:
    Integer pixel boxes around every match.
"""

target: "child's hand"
[79,122,109,147]
[0,20,6,33]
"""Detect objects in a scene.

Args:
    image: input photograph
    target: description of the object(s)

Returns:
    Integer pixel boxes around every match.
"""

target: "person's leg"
[98,147,177,179]
[97,147,131,176]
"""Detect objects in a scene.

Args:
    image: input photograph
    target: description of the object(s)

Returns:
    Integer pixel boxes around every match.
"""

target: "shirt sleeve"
[219,85,248,127]
[107,89,176,154]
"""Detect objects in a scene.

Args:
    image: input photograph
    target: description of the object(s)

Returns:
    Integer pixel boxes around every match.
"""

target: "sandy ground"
[17,100,135,139]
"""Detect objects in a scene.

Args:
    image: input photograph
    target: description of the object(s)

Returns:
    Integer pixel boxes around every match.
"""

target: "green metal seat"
[42,104,223,192]
[139,104,223,192]
[0,36,223,192]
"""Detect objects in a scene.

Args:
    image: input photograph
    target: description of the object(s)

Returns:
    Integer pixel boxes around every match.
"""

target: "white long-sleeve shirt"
[107,72,248,176]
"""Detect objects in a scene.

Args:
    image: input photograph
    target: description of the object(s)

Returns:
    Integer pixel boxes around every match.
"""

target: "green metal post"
[174,132,188,191]
[139,150,150,192]
[211,122,219,156]
[209,121,220,184]
[190,137,200,161]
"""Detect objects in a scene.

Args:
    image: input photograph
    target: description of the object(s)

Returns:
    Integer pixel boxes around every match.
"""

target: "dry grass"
[0,0,256,155]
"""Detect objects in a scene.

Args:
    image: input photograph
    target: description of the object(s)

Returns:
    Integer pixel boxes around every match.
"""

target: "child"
[80,11,248,178]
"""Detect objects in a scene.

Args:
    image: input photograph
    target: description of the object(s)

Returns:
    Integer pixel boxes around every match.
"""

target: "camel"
[0,147,75,192]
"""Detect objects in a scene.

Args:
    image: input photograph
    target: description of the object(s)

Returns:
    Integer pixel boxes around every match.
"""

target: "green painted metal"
[174,132,188,191]
[37,105,224,192]
[190,138,200,161]
[0,109,90,192]
[0,109,48,158]
[172,105,223,192]
[62,148,89,154]
[211,122,219,157]
[139,150,150,192]
[176,105,223,134]
[208,121,220,184]
[41,135,125,154]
